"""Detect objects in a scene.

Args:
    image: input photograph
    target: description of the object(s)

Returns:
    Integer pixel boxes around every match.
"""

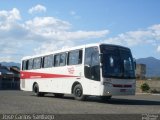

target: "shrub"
[140,83,150,92]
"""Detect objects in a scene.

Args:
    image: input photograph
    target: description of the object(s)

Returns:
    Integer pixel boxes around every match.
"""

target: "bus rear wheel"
[73,84,86,101]
[33,83,44,97]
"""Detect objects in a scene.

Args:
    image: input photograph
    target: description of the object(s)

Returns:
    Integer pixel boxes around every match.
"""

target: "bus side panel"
[49,65,84,94]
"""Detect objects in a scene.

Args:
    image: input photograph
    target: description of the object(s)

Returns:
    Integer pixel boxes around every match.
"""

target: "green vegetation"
[140,83,150,92]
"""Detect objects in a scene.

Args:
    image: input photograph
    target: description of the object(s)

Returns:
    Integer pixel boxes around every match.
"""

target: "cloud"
[2,7,159,62]
[33,30,109,54]
[104,24,160,48]
[0,8,109,62]
[157,46,160,53]
[28,4,46,14]
[0,8,21,23]
[34,41,75,54]
[105,30,152,46]
[149,24,160,40]
[24,17,108,43]
[25,17,71,32]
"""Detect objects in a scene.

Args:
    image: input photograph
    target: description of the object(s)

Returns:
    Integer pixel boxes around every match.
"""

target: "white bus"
[20,43,136,101]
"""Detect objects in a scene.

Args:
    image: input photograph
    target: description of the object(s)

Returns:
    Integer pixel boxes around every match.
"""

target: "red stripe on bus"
[20,71,78,79]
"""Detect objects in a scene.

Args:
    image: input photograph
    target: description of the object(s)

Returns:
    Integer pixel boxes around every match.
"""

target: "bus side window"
[54,53,66,67]
[68,50,82,65]
[60,53,66,66]
[28,59,33,70]
[33,57,42,69]
[54,54,60,67]
[43,55,54,68]
[84,47,100,81]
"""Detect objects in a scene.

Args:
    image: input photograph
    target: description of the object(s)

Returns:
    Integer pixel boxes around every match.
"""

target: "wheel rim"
[75,88,82,97]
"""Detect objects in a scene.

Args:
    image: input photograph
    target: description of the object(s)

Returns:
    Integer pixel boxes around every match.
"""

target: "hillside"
[136,57,160,77]
[0,62,20,68]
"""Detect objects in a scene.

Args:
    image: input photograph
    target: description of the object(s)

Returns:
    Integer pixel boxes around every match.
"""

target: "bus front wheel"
[33,83,44,97]
[73,84,86,101]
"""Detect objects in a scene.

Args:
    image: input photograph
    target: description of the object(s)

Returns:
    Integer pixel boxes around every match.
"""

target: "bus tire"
[33,83,44,97]
[73,84,86,101]
[54,93,64,98]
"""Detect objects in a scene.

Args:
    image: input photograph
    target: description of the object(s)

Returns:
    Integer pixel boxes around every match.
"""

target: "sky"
[0,0,160,62]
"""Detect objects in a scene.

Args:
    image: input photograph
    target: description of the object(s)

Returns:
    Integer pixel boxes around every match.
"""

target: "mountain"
[0,62,20,68]
[136,57,160,77]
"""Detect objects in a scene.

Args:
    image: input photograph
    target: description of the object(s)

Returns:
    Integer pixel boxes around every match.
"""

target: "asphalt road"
[0,90,160,120]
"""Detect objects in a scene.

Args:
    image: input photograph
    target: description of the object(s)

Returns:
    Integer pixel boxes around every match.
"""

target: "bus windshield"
[100,45,135,79]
